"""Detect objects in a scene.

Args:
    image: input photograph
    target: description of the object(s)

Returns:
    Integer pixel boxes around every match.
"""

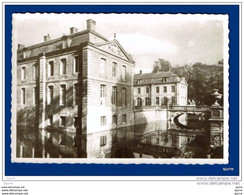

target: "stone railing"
[133,105,209,112]
[168,105,209,112]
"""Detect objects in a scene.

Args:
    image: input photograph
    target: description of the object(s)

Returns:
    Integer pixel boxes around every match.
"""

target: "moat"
[17,109,223,159]
[133,113,211,158]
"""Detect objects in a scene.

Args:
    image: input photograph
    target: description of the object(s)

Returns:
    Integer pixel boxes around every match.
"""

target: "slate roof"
[134,71,184,85]
[134,71,178,80]
[17,29,108,60]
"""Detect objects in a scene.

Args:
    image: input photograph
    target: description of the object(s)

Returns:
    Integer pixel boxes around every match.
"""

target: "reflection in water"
[17,113,211,159]
[133,113,210,158]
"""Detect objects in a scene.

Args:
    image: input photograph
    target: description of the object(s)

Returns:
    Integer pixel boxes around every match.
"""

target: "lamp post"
[211,89,222,107]
[208,89,224,158]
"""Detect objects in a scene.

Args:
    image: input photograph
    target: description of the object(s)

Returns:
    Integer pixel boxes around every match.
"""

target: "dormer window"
[137,80,141,84]
[23,51,26,59]
[62,40,67,49]
[162,78,168,82]
[26,50,31,58]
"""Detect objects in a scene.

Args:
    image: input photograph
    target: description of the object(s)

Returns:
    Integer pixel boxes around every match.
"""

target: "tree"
[157,60,223,106]
[152,58,172,73]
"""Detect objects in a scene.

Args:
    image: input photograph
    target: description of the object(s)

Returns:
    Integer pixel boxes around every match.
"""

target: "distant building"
[133,71,188,107]
[16,19,135,158]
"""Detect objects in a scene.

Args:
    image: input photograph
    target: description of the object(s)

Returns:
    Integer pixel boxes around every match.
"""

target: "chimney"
[44,34,51,42]
[139,70,143,75]
[86,19,96,31]
[18,44,25,50]
[70,27,78,34]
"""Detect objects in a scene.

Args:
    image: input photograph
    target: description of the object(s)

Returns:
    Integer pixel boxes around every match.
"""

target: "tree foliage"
[152,58,172,73]
[152,58,223,106]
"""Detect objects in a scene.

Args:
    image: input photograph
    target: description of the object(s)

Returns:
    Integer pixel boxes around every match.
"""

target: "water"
[133,113,210,158]
[16,113,211,158]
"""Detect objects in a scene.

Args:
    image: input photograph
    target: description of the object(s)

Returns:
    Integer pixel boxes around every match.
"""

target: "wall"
[85,45,134,134]
[134,108,167,137]
[176,81,188,106]
[133,83,179,106]
[16,49,81,158]
[151,83,177,105]
[84,44,134,158]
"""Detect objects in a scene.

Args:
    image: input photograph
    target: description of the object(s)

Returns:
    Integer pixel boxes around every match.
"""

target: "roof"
[134,71,187,85]
[17,29,109,60]
[134,71,178,80]
[18,29,108,52]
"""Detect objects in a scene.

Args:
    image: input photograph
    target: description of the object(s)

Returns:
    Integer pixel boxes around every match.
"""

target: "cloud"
[116,33,179,56]
[187,40,195,47]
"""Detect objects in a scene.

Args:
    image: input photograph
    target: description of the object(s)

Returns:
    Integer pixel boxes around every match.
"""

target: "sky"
[14,13,225,73]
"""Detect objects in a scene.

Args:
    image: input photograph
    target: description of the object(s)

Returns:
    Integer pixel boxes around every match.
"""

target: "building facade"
[16,19,135,158]
[133,71,188,107]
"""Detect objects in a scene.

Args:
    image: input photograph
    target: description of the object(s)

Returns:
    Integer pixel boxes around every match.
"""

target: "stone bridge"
[167,106,209,121]
[133,105,210,136]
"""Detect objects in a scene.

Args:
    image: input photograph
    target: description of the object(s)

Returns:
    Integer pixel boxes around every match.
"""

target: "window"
[48,115,53,126]
[112,115,117,125]
[100,116,107,126]
[74,117,78,128]
[146,87,150,93]
[112,86,117,105]
[137,98,142,106]
[100,85,106,105]
[156,87,159,93]
[156,97,159,105]
[60,85,66,105]
[122,88,127,106]
[100,84,106,97]
[164,86,167,93]
[21,88,25,105]
[59,134,66,145]
[100,135,107,146]
[122,65,126,81]
[74,56,79,73]
[48,61,54,77]
[137,80,141,84]
[21,66,26,80]
[156,138,159,144]
[100,58,106,74]
[162,78,168,82]
[60,116,66,126]
[145,97,151,106]
[23,51,26,59]
[171,86,175,92]
[33,65,37,79]
[74,84,79,105]
[122,114,127,123]
[138,88,141,94]
[48,86,53,105]
[112,62,117,77]
[172,97,176,105]
[60,59,66,75]
[62,40,67,49]
[33,87,36,105]
[46,132,52,143]
[163,97,168,105]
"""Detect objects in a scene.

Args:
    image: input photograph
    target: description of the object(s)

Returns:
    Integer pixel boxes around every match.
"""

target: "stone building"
[133,71,188,107]
[16,19,135,158]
